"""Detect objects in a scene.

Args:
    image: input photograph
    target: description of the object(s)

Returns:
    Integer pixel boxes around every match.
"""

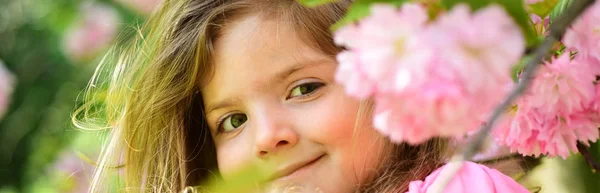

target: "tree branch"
[426,1,597,192]
[577,142,600,172]
[475,153,522,165]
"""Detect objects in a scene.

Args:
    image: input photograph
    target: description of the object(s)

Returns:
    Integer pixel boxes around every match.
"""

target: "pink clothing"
[406,161,530,193]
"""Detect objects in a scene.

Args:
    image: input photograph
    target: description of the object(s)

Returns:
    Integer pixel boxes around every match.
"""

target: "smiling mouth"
[268,154,325,182]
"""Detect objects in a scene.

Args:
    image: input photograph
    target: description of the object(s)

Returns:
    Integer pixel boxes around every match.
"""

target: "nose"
[252,106,298,158]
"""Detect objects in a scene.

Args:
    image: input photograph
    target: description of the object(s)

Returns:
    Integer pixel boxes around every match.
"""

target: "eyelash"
[216,112,237,133]
[285,81,325,100]
[215,114,227,132]
[214,81,326,134]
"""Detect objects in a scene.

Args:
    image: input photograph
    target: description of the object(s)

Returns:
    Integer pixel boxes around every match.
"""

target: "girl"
[76,0,449,192]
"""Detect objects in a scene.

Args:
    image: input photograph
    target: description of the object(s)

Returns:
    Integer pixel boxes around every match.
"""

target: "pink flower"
[530,14,550,36]
[563,1,600,61]
[373,81,480,144]
[0,60,15,121]
[531,54,597,115]
[406,161,530,193]
[64,4,121,61]
[431,5,524,96]
[494,54,600,158]
[530,14,542,24]
[335,3,524,144]
[334,3,431,94]
[497,107,599,158]
[335,51,376,98]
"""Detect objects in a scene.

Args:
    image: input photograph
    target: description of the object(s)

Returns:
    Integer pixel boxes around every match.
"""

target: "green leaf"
[331,0,408,30]
[297,0,340,7]
[441,0,493,10]
[199,164,269,193]
[549,0,573,23]
[512,55,531,82]
[441,0,539,46]
[498,0,539,46]
[526,0,559,18]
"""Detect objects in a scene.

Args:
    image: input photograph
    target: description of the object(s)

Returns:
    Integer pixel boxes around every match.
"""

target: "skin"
[201,14,391,193]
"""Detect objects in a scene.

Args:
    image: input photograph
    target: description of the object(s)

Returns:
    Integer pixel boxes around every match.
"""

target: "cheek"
[303,86,388,182]
[303,86,378,145]
[295,88,361,142]
[215,137,254,180]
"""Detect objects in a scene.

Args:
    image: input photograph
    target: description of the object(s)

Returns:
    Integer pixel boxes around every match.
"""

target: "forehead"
[201,15,331,99]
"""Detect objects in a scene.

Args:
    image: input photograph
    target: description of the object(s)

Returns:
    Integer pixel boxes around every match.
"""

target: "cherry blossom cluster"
[329,1,599,192]
[335,3,525,145]
[335,1,600,159]
[494,2,600,159]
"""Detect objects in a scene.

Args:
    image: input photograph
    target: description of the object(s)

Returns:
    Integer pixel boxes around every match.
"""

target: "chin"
[263,181,353,193]
[263,183,321,193]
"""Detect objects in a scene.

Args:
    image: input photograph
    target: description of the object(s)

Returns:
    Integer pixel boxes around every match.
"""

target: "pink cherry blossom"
[432,5,524,93]
[530,14,542,24]
[493,54,600,158]
[334,51,376,98]
[530,14,550,36]
[405,161,530,193]
[0,60,15,121]
[531,54,597,115]
[335,3,524,144]
[563,1,600,61]
[334,3,431,94]
[64,4,121,61]
[429,4,524,112]
[373,81,481,144]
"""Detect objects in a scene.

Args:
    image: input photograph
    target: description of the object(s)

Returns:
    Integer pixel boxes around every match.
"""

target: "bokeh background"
[0,0,598,193]
[0,0,158,192]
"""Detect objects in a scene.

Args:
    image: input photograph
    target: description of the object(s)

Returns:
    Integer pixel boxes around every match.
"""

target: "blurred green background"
[0,0,598,193]
[0,0,157,192]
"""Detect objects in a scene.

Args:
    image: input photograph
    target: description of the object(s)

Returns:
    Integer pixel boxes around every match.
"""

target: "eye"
[287,82,325,99]
[218,113,248,132]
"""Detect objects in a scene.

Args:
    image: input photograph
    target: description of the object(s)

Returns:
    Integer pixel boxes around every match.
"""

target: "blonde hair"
[73,0,447,192]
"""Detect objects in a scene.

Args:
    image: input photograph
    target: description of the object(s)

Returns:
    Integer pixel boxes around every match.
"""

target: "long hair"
[73,1,447,192]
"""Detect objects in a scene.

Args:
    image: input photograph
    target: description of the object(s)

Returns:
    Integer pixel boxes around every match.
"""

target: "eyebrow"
[205,96,243,116]
[205,59,332,114]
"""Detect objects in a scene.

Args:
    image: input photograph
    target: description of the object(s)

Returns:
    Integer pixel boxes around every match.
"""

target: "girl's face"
[201,15,389,193]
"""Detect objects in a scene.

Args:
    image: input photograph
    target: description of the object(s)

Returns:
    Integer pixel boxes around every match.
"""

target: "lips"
[268,154,325,182]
